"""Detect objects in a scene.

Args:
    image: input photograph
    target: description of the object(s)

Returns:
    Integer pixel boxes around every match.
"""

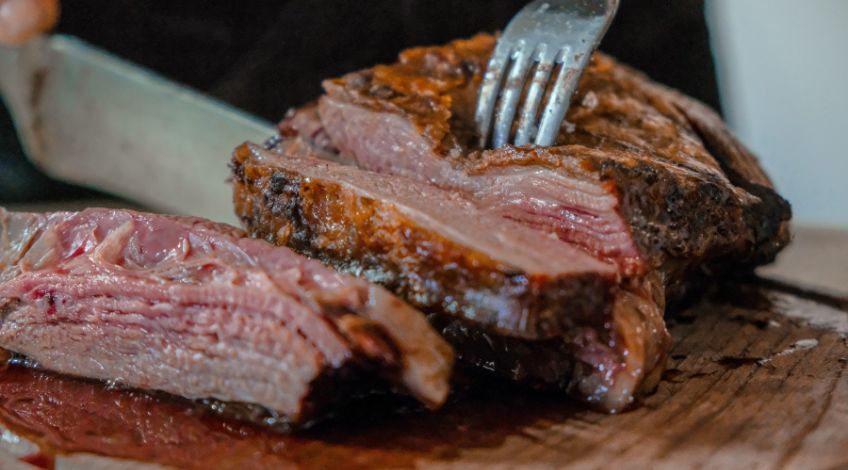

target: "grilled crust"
[323,33,791,284]
[232,146,669,409]
[232,144,615,341]
[566,54,792,278]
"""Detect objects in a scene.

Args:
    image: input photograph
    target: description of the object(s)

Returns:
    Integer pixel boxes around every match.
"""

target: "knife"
[0,35,275,225]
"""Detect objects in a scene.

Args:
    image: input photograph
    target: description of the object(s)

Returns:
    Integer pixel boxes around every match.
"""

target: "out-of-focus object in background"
[708,0,848,227]
[0,0,58,45]
[0,36,272,223]
[0,0,87,204]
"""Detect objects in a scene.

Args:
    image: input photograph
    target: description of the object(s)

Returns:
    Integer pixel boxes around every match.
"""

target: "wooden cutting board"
[0,222,845,470]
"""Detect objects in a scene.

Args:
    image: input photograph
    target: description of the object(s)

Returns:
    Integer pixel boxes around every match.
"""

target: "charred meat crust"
[574,57,792,274]
[667,94,792,268]
[317,34,791,279]
[232,145,670,409]
[232,146,616,341]
[464,144,780,295]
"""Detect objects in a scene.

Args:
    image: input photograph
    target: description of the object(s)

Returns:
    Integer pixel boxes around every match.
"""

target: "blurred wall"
[707,0,848,227]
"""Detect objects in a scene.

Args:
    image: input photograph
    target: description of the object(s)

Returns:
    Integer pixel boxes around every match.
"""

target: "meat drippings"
[0,363,584,470]
[0,208,453,424]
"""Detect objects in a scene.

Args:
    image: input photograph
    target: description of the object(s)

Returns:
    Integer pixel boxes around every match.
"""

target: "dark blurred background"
[1,0,718,202]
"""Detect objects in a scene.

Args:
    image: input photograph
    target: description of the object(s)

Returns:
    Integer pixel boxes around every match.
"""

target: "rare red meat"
[0,208,453,426]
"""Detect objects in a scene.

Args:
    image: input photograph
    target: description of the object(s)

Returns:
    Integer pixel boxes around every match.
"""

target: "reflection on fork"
[475,0,619,149]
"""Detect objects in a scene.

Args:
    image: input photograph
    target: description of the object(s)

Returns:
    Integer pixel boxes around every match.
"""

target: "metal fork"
[475,0,619,148]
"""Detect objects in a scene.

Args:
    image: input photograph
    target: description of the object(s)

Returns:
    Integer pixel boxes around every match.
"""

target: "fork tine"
[513,45,556,146]
[492,43,533,148]
[478,0,619,148]
[535,47,580,147]
[475,46,510,148]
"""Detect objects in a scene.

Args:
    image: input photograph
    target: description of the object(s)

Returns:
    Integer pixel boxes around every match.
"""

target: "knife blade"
[0,35,275,224]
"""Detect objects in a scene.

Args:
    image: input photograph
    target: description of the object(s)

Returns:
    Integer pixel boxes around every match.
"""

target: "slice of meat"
[0,207,453,426]
[232,141,669,411]
[313,34,791,286]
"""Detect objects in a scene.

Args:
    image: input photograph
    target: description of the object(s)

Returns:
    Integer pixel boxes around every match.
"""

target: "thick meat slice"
[0,208,452,426]
[235,34,790,411]
[232,142,669,411]
[313,34,791,285]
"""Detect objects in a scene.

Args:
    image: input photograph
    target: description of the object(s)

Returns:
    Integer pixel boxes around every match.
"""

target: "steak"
[0,207,453,426]
[232,34,790,411]
[233,140,668,412]
[312,34,790,284]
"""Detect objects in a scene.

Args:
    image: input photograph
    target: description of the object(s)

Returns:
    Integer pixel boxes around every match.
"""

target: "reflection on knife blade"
[0,35,275,224]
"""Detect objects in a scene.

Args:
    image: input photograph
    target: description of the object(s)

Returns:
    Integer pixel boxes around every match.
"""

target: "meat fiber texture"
[0,208,453,426]
[231,34,791,412]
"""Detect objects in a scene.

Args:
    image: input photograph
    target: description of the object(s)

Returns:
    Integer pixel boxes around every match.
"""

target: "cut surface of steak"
[234,141,619,339]
[315,34,791,282]
[233,34,790,411]
[233,142,668,411]
[0,208,453,426]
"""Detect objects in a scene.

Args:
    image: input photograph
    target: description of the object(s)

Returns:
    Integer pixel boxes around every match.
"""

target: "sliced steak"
[233,34,790,411]
[0,207,453,426]
[314,34,790,285]
[232,141,669,411]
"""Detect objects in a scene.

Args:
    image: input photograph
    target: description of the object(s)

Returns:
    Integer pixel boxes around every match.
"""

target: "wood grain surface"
[0,220,845,470]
